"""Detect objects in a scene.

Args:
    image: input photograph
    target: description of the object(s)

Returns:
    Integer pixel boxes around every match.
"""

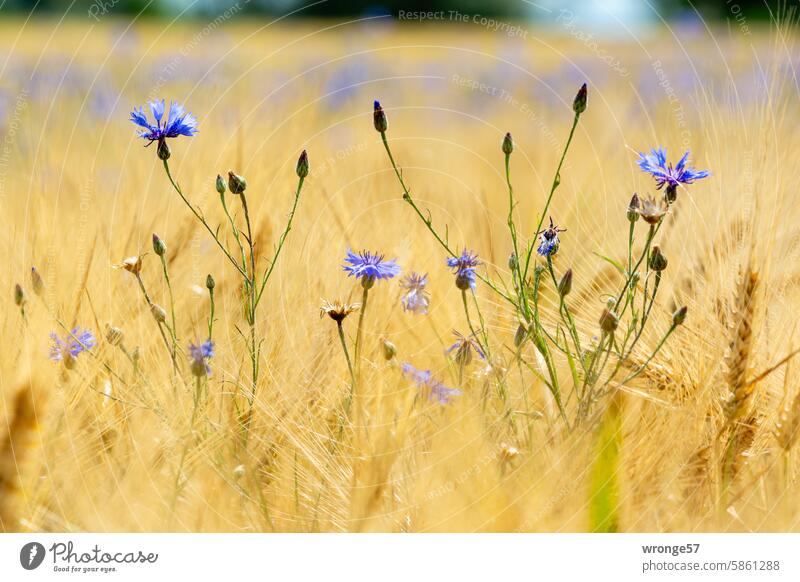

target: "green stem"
[353,285,370,381]
[379,132,516,308]
[522,113,580,285]
[338,321,357,415]
[160,254,179,366]
[162,159,248,278]
[255,175,305,307]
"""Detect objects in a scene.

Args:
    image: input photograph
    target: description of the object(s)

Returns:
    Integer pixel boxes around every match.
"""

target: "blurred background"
[0,0,781,27]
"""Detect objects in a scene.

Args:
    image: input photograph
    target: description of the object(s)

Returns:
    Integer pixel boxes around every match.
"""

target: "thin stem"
[353,285,370,381]
[160,254,179,366]
[522,113,580,285]
[338,321,357,415]
[239,192,259,397]
[162,159,248,278]
[207,285,215,340]
[255,175,305,306]
[379,132,516,308]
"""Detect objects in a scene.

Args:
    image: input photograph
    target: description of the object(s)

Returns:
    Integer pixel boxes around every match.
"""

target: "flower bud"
[665,183,678,204]
[558,268,573,297]
[215,174,226,195]
[381,338,397,361]
[206,274,215,290]
[228,171,247,195]
[514,323,527,348]
[573,83,587,114]
[508,252,518,271]
[649,246,668,272]
[599,308,619,334]
[627,193,640,222]
[296,149,309,178]
[373,100,388,133]
[31,267,44,296]
[152,233,166,256]
[672,306,688,326]
[14,283,25,306]
[105,324,124,346]
[151,303,167,323]
[502,132,514,155]
[157,138,171,160]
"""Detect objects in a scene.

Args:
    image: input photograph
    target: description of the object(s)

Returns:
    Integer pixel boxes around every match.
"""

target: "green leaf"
[592,251,625,275]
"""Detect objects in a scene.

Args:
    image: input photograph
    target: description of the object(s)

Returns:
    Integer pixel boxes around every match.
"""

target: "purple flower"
[400,272,430,315]
[130,99,198,143]
[637,147,709,192]
[49,327,96,363]
[189,339,214,377]
[446,249,480,291]
[343,249,401,287]
[401,362,461,405]
[537,217,566,258]
[446,330,486,366]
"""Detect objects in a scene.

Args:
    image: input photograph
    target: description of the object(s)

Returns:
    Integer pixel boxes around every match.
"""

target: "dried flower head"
[638,195,668,225]
[227,171,247,195]
[151,304,167,323]
[105,324,124,346]
[320,299,360,323]
[116,255,143,276]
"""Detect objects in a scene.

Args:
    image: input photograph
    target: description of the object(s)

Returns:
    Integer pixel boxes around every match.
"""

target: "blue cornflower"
[49,327,96,366]
[130,99,198,144]
[446,330,486,367]
[189,339,214,377]
[400,272,430,315]
[536,217,566,258]
[446,249,480,291]
[343,249,401,288]
[637,147,709,201]
[401,362,461,405]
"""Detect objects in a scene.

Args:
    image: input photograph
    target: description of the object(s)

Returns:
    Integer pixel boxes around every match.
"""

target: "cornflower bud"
[228,171,246,195]
[382,338,397,361]
[152,233,166,257]
[573,83,587,114]
[31,266,44,296]
[502,132,514,155]
[672,306,688,326]
[649,246,668,272]
[206,274,215,290]
[599,308,619,334]
[373,100,388,133]
[296,150,309,178]
[14,283,25,306]
[151,303,167,323]
[157,138,170,161]
[627,193,640,222]
[558,268,573,297]
[215,174,226,196]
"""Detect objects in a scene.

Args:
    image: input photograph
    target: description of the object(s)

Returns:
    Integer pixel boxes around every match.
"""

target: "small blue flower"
[130,99,198,144]
[343,249,401,287]
[637,147,709,191]
[401,362,461,405]
[537,217,565,258]
[446,249,480,291]
[400,272,430,315]
[189,339,214,377]
[49,327,96,363]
